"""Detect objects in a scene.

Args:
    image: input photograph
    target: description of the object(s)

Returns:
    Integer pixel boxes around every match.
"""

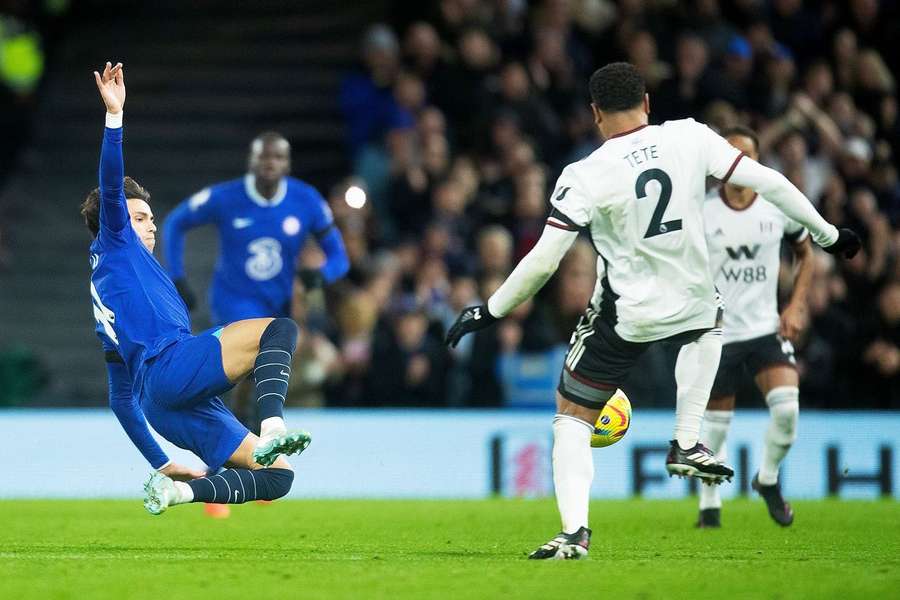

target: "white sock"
[698,409,733,510]
[552,414,594,534]
[260,416,286,439]
[673,330,723,449]
[172,481,193,505]
[759,386,799,485]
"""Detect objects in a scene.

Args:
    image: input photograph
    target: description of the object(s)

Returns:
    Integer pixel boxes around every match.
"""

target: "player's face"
[126,198,156,252]
[725,134,759,162]
[250,139,291,184]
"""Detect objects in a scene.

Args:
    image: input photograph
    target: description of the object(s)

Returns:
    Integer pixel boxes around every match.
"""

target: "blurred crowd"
[289,0,900,410]
[0,0,68,271]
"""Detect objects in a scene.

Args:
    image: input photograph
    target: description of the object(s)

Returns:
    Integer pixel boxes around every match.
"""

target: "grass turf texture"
[0,499,897,599]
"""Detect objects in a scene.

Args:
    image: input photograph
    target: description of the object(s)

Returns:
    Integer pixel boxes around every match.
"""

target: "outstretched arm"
[487,223,578,317]
[727,156,837,247]
[446,221,578,347]
[94,62,128,235]
[106,360,170,470]
[107,360,206,479]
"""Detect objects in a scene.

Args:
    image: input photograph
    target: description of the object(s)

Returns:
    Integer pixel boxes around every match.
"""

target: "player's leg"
[667,328,735,482]
[696,342,741,527]
[752,351,799,526]
[697,394,734,528]
[529,312,639,560]
[142,399,300,514]
[217,317,309,465]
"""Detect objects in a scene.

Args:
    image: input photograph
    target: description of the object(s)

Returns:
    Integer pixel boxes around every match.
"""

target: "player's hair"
[720,125,759,154]
[80,176,151,237]
[589,62,646,112]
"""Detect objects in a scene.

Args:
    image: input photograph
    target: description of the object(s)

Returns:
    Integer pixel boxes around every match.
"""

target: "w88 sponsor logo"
[721,264,767,283]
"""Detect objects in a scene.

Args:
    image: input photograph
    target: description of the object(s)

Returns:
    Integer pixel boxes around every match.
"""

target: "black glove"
[297,268,324,290]
[174,278,196,311]
[822,228,861,259]
[445,304,498,348]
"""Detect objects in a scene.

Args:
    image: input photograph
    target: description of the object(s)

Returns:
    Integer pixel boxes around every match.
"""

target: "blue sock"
[187,468,294,504]
[254,318,299,421]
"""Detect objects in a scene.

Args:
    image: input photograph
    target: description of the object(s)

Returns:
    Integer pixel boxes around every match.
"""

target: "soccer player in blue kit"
[162,131,349,325]
[161,117,349,430]
[83,62,310,515]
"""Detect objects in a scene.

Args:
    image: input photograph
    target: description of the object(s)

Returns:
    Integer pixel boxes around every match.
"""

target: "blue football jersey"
[90,126,192,398]
[163,174,339,323]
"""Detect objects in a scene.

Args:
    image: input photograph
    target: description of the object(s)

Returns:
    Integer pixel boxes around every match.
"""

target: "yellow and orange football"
[591,390,632,448]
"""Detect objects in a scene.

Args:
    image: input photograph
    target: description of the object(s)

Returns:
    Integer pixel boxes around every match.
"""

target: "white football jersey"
[704,189,807,344]
[549,118,744,343]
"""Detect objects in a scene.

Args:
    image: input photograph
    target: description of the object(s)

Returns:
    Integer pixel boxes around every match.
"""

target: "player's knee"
[260,317,299,353]
[260,467,295,500]
[766,386,799,444]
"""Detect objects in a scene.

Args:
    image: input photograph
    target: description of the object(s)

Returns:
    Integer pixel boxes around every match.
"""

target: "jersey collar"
[719,187,757,211]
[244,174,287,207]
[607,124,648,140]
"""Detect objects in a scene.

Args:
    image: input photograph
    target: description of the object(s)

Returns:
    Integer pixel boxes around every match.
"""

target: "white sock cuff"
[553,414,594,434]
[765,386,799,407]
[704,409,734,425]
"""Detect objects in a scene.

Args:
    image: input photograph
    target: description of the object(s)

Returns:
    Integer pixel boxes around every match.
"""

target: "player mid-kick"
[445,62,860,559]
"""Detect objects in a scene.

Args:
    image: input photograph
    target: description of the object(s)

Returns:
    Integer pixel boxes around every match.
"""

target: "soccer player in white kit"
[445,63,860,560]
[697,126,813,528]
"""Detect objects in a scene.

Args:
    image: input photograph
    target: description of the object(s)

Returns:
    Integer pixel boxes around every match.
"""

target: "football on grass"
[591,390,631,448]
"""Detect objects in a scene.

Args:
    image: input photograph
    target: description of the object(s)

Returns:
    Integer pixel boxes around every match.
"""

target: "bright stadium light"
[345,185,367,209]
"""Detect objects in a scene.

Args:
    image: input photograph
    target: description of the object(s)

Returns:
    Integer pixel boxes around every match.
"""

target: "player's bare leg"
[667,328,735,483]
[144,433,296,515]
[697,394,735,528]
[217,317,311,466]
[529,392,600,560]
[753,365,799,526]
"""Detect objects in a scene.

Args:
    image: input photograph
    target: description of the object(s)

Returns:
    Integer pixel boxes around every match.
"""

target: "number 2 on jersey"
[635,168,681,238]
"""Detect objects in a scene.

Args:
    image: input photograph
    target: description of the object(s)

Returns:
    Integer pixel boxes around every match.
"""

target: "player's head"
[588,62,649,132]
[249,132,291,185]
[80,177,156,251]
[720,125,759,161]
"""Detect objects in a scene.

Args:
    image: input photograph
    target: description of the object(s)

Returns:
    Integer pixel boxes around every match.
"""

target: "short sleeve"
[693,121,745,182]
[548,168,591,228]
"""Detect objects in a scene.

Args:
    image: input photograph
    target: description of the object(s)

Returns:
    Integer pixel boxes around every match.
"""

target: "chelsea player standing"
[162,130,349,325]
[161,120,349,431]
[83,62,310,515]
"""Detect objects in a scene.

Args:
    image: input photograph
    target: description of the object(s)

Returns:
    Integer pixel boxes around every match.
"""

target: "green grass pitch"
[1,498,897,599]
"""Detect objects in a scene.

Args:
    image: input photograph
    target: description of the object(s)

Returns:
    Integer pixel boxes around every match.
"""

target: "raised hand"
[93,61,126,114]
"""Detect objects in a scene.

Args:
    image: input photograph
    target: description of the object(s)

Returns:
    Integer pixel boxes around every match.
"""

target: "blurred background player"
[446,62,860,560]
[162,131,350,428]
[86,62,310,515]
[698,126,814,528]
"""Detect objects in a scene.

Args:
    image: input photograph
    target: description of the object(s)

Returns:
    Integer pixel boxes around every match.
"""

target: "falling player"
[697,126,812,528]
[84,62,310,515]
[162,130,349,425]
[445,62,860,559]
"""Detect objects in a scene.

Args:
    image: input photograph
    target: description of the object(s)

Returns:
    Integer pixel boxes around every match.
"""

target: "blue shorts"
[140,329,248,470]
